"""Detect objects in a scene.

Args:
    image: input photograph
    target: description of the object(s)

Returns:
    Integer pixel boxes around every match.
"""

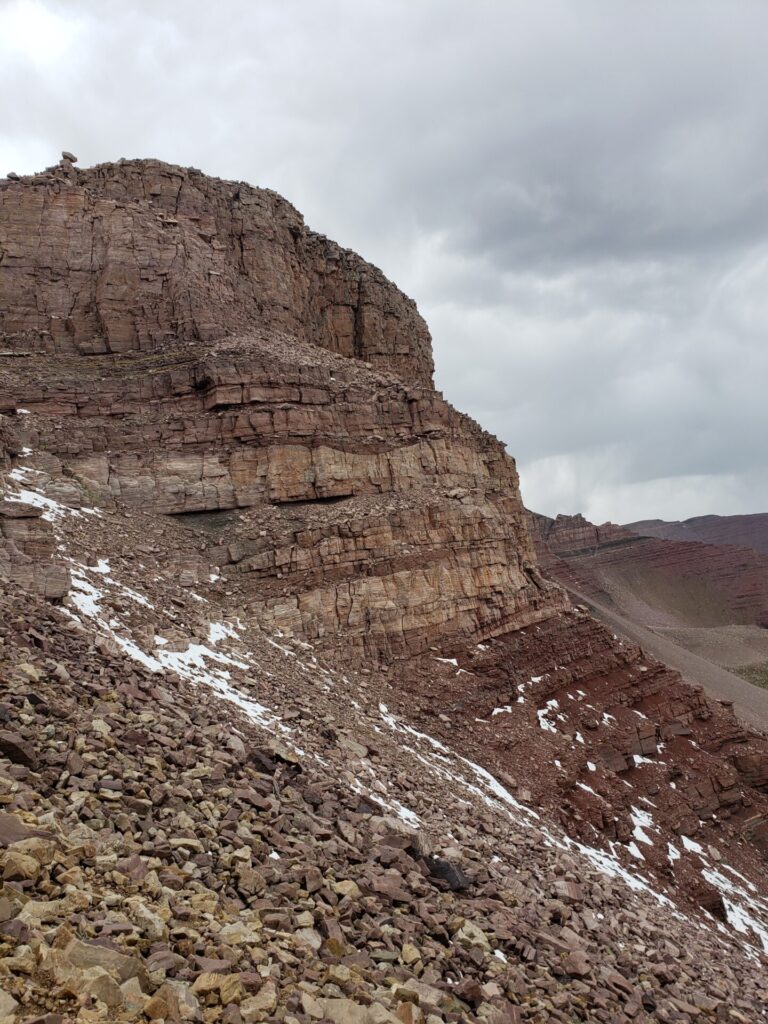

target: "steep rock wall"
[0,160,564,661]
[0,158,433,384]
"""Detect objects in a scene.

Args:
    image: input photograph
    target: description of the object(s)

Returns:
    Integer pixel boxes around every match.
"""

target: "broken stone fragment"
[240,980,278,1020]
[0,731,37,769]
[218,918,262,945]
[124,895,167,940]
[564,949,592,977]
[2,849,40,882]
[7,835,55,867]
[79,966,125,1009]
[0,812,52,847]
[425,854,471,891]
[319,997,399,1024]
[451,919,491,952]
[15,661,42,682]
[235,862,265,895]
[60,935,148,987]
[332,878,361,898]
[18,889,90,924]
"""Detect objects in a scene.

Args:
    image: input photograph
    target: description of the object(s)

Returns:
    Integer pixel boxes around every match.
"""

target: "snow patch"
[537,699,559,733]
[393,802,421,827]
[681,835,705,856]
[703,867,768,953]
[6,487,82,522]
[576,782,599,796]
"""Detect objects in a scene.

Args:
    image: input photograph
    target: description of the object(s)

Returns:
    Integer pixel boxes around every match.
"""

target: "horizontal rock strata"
[530,511,768,627]
[628,512,768,557]
[2,277,565,660]
[3,159,768,1015]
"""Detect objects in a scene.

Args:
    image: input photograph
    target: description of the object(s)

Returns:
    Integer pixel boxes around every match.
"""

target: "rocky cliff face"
[0,158,433,383]
[0,159,565,662]
[0,416,69,599]
[3,158,768,1019]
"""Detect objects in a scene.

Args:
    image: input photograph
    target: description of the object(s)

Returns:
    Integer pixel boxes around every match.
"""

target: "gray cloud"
[2,0,767,522]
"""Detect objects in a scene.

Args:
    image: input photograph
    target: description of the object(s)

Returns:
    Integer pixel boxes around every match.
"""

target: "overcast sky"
[3,0,767,523]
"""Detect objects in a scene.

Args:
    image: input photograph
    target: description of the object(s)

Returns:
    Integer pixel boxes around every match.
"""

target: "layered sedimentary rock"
[0,417,69,598]
[0,159,564,662]
[530,511,768,628]
[629,513,768,557]
[0,158,432,383]
[0,498,69,598]
[5,158,768,979]
[389,607,768,856]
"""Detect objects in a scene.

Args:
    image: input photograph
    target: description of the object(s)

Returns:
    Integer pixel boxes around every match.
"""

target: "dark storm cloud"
[2,0,767,521]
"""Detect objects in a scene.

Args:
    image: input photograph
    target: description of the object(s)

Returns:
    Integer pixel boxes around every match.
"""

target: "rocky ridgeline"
[1,158,768,1021]
[529,512,768,628]
[627,515,768,559]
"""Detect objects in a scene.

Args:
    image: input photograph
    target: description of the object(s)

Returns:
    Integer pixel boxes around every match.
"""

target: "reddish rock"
[0,159,432,384]
[628,512,768,557]
[0,732,37,769]
[1,159,768,1021]
[530,511,768,628]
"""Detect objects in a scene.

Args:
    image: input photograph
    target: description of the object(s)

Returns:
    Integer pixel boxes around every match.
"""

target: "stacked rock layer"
[0,160,565,662]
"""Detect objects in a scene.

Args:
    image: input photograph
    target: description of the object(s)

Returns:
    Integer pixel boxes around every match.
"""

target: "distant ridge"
[627,512,768,556]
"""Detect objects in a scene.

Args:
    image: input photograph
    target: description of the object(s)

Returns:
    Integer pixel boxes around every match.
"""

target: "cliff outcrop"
[0,158,432,383]
[0,159,565,662]
[2,158,768,1017]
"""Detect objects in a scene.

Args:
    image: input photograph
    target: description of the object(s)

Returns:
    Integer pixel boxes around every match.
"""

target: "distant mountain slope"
[529,511,768,629]
[628,512,768,556]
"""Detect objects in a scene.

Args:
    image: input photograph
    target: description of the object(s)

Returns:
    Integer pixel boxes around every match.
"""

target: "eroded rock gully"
[1,158,768,1021]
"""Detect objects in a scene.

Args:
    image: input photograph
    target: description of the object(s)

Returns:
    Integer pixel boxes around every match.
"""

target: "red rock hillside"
[2,156,768,1022]
[529,512,768,629]
[628,514,768,558]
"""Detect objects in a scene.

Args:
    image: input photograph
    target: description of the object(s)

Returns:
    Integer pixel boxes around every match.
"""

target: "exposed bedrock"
[0,159,564,660]
[0,159,433,384]
[5,159,768,937]
[0,416,69,599]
